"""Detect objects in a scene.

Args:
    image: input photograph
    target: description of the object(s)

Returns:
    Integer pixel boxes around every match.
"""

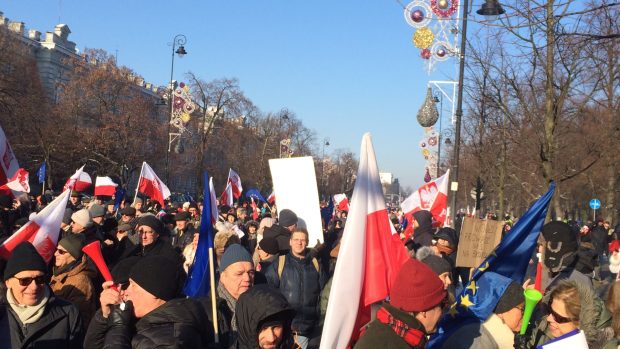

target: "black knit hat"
[219,244,253,272]
[174,211,191,221]
[137,215,164,235]
[112,256,140,285]
[435,227,458,248]
[278,209,298,227]
[120,207,136,216]
[494,281,524,314]
[129,256,180,301]
[421,254,452,276]
[258,237,280,255]
[58,234,85,260]
[3,242,47,280]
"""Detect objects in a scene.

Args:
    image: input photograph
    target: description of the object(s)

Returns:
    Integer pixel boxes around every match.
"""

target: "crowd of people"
[0,190,619,349]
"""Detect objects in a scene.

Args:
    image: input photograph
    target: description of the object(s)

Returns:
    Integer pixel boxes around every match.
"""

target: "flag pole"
[133,162,145,205]
[208,246,219,343]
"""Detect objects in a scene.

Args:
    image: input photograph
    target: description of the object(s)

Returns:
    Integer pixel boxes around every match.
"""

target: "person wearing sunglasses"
[527,279,614,348]
[0,241,83,348]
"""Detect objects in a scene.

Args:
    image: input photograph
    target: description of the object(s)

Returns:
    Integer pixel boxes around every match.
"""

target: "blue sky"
[2,0,477,190]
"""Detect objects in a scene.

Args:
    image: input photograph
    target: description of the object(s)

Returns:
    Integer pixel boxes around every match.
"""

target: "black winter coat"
[265,253,326,335]
[354,303,428,349]
[102,298,212,349]
[262,225,292,253]
[0,290,84,349]
[199,292,235,349]
[591,225,609,255]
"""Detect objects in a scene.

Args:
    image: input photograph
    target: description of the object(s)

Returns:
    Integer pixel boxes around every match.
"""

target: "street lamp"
[450,1,504,226]
[321,138,330,198]
[165,34,188,184]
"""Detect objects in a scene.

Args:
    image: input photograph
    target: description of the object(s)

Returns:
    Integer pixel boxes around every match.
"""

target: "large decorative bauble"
[416,87,440,127]
[411,9,424,22]
[404,1,432,28]
[421,48,432,59]
[438,0,449,9]
[413,27,434,49]
[431,0,458,18]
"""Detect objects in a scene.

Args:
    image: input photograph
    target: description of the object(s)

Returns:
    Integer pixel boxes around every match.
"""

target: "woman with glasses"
[527,279,614,348]
[0,242,84,348]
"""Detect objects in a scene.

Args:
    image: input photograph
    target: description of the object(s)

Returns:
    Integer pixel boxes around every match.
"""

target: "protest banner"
[455,217,503,268]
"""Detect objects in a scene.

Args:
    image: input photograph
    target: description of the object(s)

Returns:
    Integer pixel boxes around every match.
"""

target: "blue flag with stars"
[245,188,267,203]
[427,182,555,349]
[36,162,46,184]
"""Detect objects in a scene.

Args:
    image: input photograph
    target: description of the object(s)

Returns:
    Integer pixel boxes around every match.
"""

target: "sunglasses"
[542,303,574,324]
[14,275,46,287]
[56,248,68,255]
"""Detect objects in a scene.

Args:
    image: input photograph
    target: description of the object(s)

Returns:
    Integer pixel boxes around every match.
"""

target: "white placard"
[269,156,323,246]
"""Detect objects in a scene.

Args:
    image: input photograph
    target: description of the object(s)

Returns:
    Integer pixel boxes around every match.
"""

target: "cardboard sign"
[269,156,323,246]
[455,217,504,268]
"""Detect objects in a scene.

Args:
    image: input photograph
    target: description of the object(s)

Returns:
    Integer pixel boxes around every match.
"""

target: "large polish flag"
[63,166,92,192]
[0,168,30,196]
[320,133,410,349]
[0,189,71,262]
[0,125,20,186]
[220,181,233,207]
[227,168,243,199]
[137,162,171,207]
[94,176,118,196]
[400,170,450,240]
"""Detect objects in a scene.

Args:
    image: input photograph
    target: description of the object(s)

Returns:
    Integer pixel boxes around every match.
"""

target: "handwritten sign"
[455,217,504,268]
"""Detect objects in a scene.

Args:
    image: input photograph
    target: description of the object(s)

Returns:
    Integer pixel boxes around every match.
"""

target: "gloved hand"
[107,301,134,327]
[513,333,529,349]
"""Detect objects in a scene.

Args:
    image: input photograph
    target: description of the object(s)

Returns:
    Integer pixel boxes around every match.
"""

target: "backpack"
[277,254,320,278]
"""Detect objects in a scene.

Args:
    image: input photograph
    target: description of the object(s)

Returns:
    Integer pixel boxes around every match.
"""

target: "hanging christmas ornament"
[421,48,432,59]
[416,87,440,127]
[413,27,434,49]
[419,140,427,148]
[431,41,453,62]
[424,168,432,183]
[422,149,430,158]
[404,0,432,28]
[428,136,438,146]
[431,0,458,18]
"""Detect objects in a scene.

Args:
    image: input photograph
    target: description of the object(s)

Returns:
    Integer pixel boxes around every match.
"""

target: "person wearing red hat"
[354,258,447,349]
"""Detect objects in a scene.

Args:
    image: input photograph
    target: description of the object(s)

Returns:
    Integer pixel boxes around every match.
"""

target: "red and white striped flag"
[220,182,233,207]
[94,176,118,196]
[63,166,92,192]
[227,168,243,199]
[400,170,450,240]
[209,177,218,224]
[137,162,171,207]
[0,168,30,196]
[333,193,350,212]
[267,192,275,205]
[0,189,71,262]
[320,133,410,349]
[0,125,20,187]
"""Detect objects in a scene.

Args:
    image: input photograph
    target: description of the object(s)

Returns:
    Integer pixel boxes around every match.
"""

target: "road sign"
[470,189,485,200]
[589,199,601,210]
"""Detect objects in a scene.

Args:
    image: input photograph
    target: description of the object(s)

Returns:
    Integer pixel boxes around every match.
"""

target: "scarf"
[217,281,238,332]
[7,286,50,325]
[53,258,81,276]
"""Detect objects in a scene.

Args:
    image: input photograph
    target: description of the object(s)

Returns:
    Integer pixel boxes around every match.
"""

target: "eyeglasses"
[138,229,156,236]
[56,248,68,255]
[543,303,575,324]
[14,275,46,287]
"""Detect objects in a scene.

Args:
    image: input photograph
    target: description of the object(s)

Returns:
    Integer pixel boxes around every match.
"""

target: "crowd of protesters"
[1,190,620,349]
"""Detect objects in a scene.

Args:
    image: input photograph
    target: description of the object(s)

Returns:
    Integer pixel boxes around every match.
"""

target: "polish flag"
[209,177,218,224]
[63,166,92,192]
[267,192,275,205]
[94,176,118,196]
[320,133,410,349]
[333,193,350,212]
[220,182,233,207]
[137,162,171,207]
[400,170,450,241]
[227,168,243,199]
[0,125,20,187]
[0,189,71,263]
[0,168,30,197]
[251,198,259,220]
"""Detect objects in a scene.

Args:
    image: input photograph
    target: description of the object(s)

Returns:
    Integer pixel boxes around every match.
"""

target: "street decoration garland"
[171,82,196,134]
[430,0,458,18]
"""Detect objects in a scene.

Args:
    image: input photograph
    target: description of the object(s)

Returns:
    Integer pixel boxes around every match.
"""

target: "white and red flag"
[400,170,450,240]
[227,168,243,199]
[63,166,92,192]
[333,193,350,212]
[320,133,410,349]
[0,168,30,197]
[267,192,275,205]
[220,182,233,207]
[137,162,171,207]
[209,177,218,224]
[0,189,71,262]
[0,125,20,186]
[94,176,118,196]
[251,198,259,220]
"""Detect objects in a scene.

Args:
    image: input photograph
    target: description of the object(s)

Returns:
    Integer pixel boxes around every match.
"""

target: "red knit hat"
[390,258,446,312]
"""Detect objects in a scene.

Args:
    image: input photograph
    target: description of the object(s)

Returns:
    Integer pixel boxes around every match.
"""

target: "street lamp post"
[449,0,504,226]
[321,138,330,198]
[164,34,187,184]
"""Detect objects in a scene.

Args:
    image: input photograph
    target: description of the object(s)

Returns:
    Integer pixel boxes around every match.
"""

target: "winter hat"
[421,254,452,276]
[175,211,191,221]
[133,198,143,206]
[494,281,524,314]
[70,190,81,198]
[412,210,433,230]
[105,200,115,206]
[137,215,164,235]
[435,227,459,248]
[3,242,48,280]
[58,234,85,260]
[258,217,274,236]
[71,209,93,229]
[112,256,140,285]
[542,221,578,272]
[219,244,253,272]
[62,208,74,225]
[120,207,136,216]
[390,258,446,312]
[182,202,191,210]
[258,237,280,255]
[117,223,132,232]
[89,204,105,218]
[278,209,298,227]
[129,256,180,301]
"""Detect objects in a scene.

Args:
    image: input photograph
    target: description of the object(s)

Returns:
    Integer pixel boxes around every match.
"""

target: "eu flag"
[184,171,216,297]
[321,195,335,229]
[245,188,267,203]
[113,188,126,211]
[427,182,555,349]
[37,162,46,184]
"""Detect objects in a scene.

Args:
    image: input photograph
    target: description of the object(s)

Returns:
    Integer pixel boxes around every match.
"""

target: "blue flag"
[114,188,126,211]
[37,162,46,184]
[427,182,555,349]
[245,188,267,203]
[320,196,335,229]
[184,171,216,297]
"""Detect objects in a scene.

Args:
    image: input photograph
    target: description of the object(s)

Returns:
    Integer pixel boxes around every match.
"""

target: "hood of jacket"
[136,298,208,336]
